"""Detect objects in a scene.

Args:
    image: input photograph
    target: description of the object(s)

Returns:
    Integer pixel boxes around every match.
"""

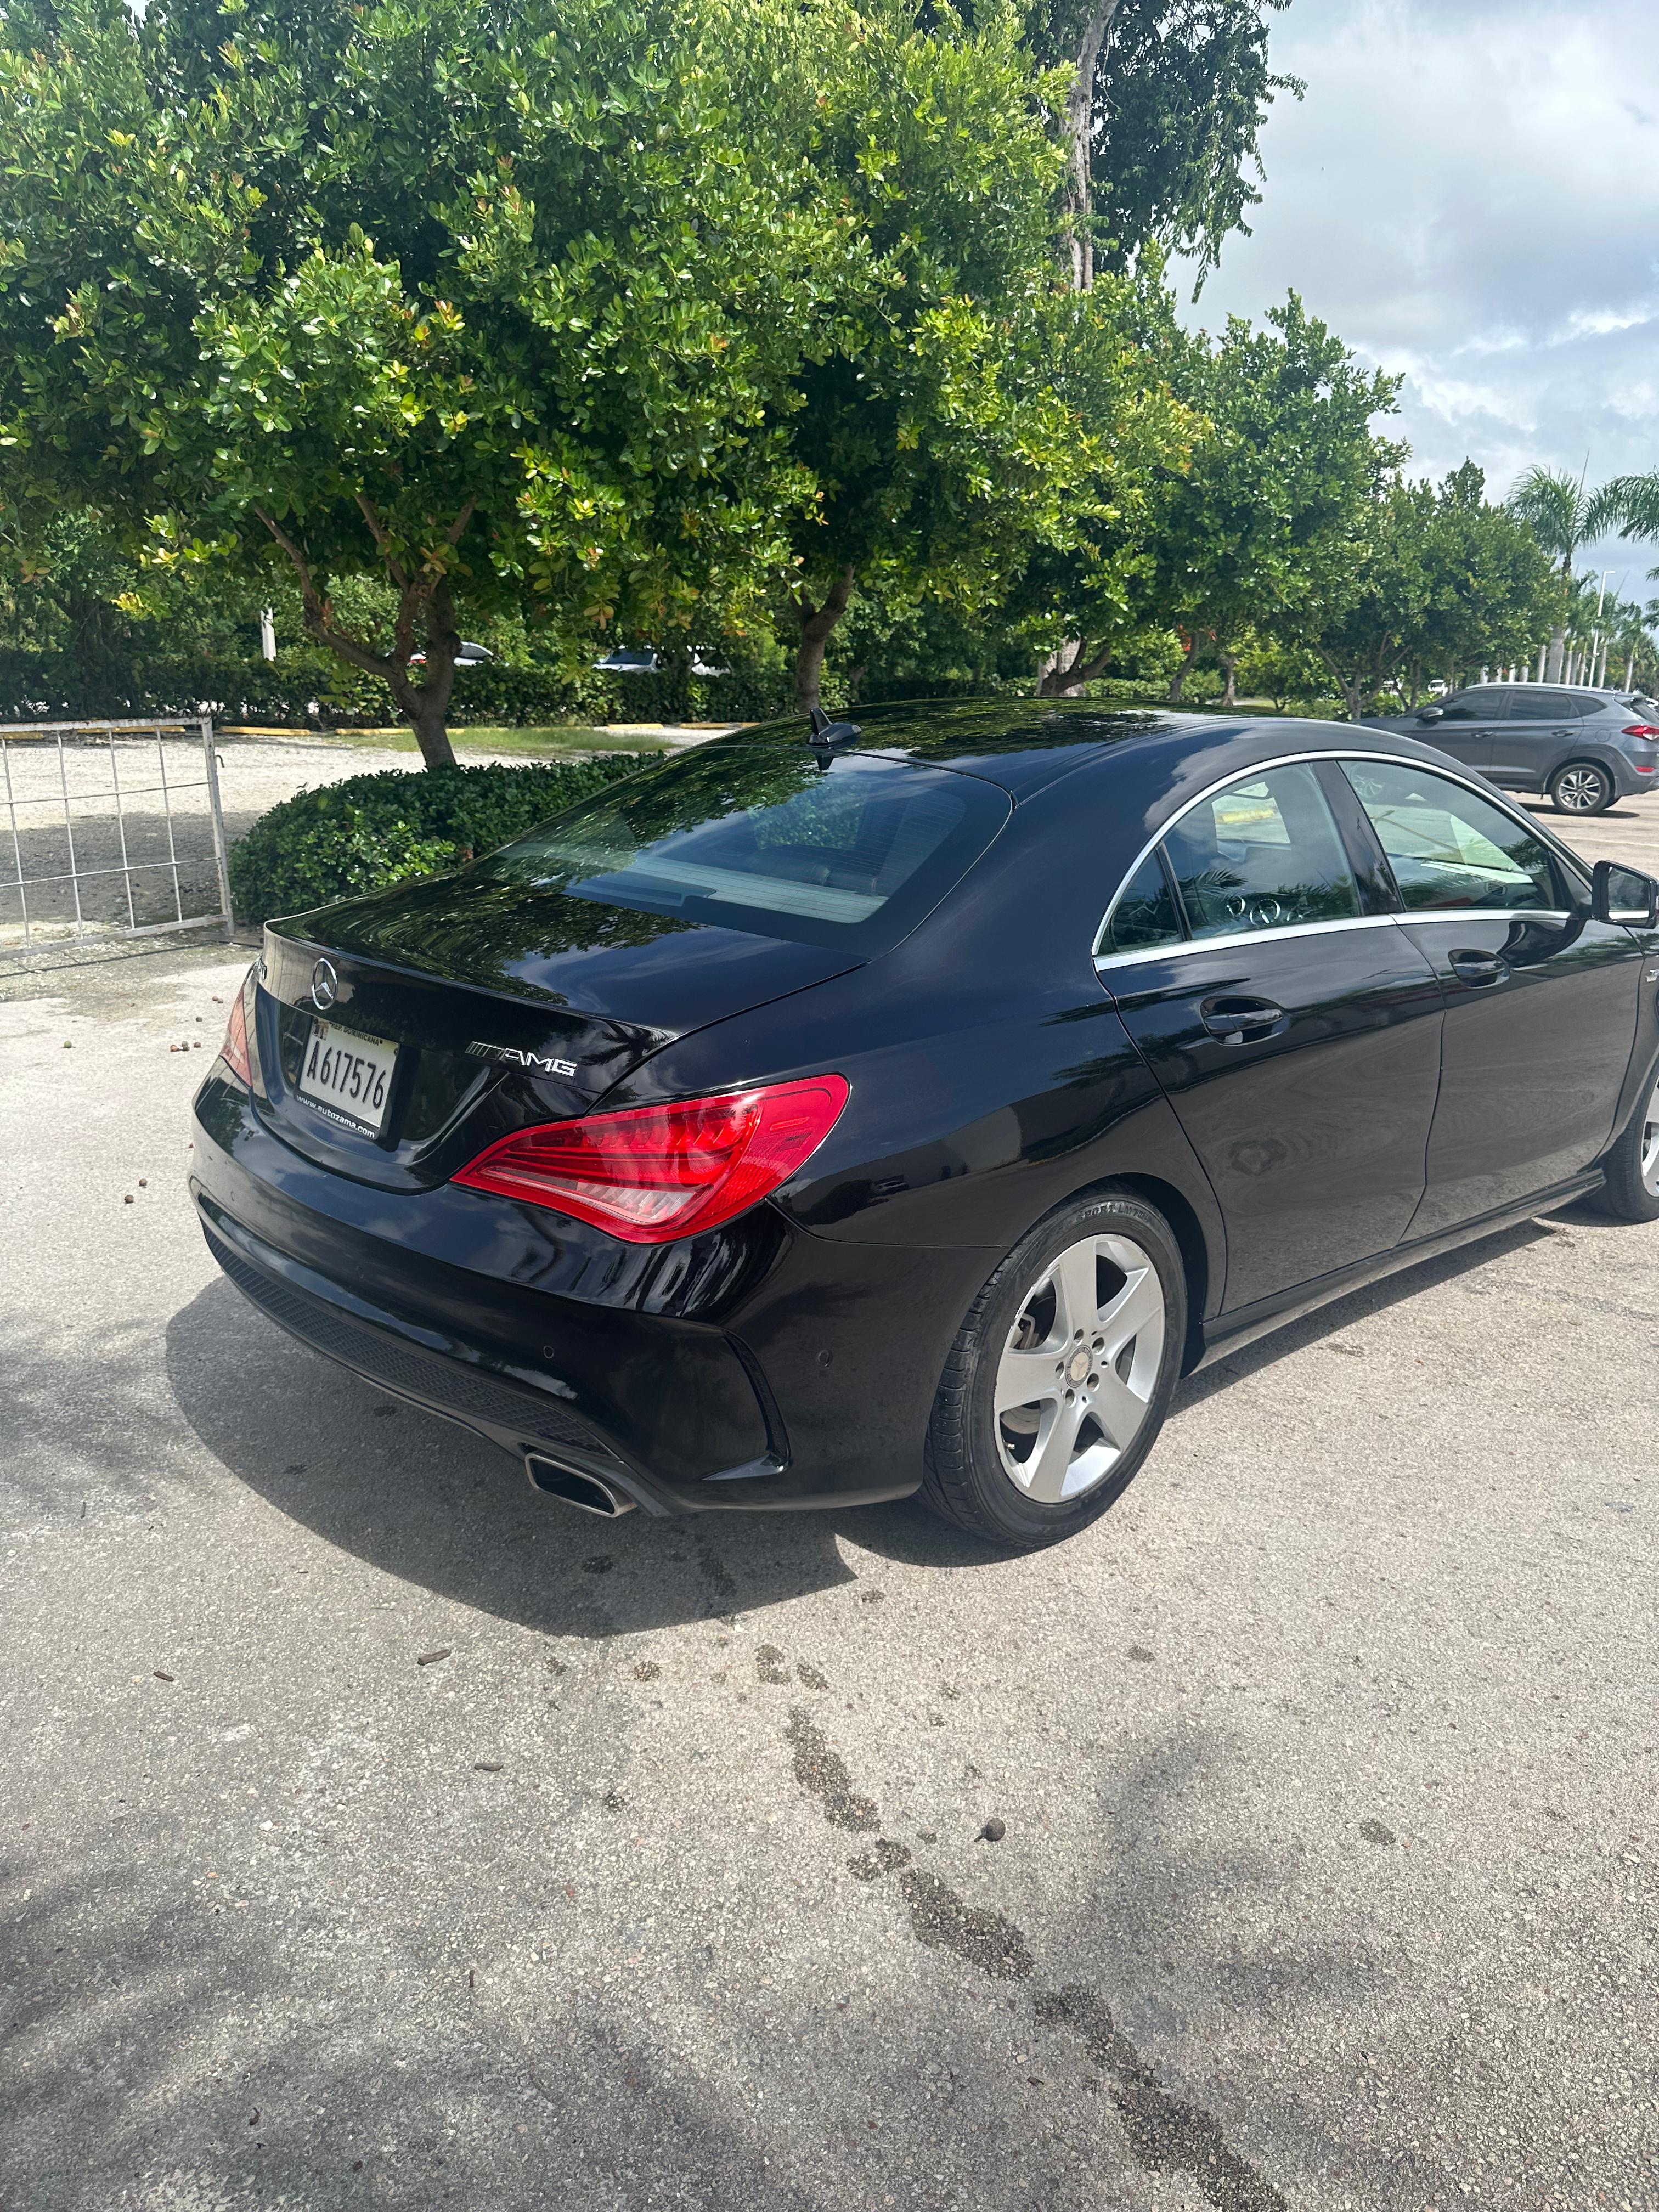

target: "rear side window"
[1102,852,1182,955]
[482,744,1010,952]
[1510,689,1582,719]
[1342,760,1562,912]
[1160,764,1363,939]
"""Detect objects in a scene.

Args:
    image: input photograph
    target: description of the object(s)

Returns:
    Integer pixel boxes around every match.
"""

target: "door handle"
[1200,995,1286,1043]
[1448,948,1508,987]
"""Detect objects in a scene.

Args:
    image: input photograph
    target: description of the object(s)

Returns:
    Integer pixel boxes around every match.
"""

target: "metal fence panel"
[0,718,234,957]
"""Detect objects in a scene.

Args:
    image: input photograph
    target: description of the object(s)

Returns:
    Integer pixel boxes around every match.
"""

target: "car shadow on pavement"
[165,1280,997,1638]
[1171,1213,1562,1407]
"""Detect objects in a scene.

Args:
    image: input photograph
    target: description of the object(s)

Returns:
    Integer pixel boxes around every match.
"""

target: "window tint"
[1434,690,1506,721]
[1103,851,1182,955]
[1160,764,1362,940]
[1509,689,1582,719]
[484,745,1010,952]
[1342,761,1562,912]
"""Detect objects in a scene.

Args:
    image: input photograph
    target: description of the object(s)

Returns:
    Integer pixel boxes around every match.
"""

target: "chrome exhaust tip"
[524,1454,635,1517]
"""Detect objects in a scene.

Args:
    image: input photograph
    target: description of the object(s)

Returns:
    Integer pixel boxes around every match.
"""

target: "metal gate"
[0,718,234,957]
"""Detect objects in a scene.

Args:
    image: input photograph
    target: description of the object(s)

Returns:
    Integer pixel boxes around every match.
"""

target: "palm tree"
[1509,466,1626,681]
[1606,471,1659,546]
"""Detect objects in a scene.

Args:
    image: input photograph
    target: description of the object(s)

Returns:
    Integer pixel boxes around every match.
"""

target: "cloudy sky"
[1176,0,1659,580]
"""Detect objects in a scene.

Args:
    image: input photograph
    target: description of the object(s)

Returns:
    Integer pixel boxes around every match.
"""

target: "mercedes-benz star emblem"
[309,957,339,1012]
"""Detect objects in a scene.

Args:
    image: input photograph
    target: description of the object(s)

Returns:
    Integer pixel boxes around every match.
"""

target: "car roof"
[717,698,1322,798]
[716,697,1471,801]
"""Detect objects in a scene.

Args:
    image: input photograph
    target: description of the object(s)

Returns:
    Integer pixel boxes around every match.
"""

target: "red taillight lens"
[1623,725,1659,739]
[452,1075,850,1243]
[219,969,255,1088]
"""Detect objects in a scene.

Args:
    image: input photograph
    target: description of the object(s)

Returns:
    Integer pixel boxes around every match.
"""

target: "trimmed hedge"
[0,647,792,729]
[227,757,653,926]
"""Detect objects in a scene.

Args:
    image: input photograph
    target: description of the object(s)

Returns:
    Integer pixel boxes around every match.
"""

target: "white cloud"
[1173,0,1659,568]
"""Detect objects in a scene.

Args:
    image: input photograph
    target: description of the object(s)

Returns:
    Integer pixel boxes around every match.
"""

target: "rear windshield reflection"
[484,745,1011,952]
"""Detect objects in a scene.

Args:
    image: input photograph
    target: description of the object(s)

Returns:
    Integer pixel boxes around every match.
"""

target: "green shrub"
[228,757,652,926]
[0,646,794,729]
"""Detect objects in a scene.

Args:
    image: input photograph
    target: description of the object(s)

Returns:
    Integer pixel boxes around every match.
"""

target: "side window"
[1103,850,1182,955]
[1510,689,1581,720]
[1160,764,1363,940]
[1342,760,1563,912]
[1436,690,1505,721]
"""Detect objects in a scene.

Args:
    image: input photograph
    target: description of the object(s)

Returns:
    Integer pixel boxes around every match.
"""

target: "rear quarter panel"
[603,769,1229,1316]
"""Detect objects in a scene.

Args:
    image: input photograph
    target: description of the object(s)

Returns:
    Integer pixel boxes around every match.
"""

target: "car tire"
[1548,760,1615,815]
[1595,1056,1659,1222]
[920,1190,1187,1551]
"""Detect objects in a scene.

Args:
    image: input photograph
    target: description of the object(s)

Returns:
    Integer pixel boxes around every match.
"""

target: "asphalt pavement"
[3,802,1658,2212]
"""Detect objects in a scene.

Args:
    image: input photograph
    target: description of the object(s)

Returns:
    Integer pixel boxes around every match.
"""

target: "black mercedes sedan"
[191,702,1659,1552]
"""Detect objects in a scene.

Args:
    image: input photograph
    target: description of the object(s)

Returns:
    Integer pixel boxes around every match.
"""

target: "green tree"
[1002,269,1197,694]
[736,0,1094,709]
[1507,465,1625,685]
[1025,0,1298,287]
[1407,462,1556,699]
[0,0,844,763]
[1300,464,1557,718]
[1143,295,1400,704]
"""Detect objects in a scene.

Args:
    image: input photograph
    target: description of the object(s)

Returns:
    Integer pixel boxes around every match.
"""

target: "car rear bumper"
[189,1073,986,1514]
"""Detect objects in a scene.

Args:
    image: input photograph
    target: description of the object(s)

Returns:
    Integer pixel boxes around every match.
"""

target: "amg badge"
[467,1041,579,1078]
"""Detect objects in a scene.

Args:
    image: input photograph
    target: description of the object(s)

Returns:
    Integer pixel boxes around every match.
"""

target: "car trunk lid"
[253,883,861,1189]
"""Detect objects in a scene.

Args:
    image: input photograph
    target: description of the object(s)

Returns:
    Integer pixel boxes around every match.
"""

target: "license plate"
[297,1018,397,1135]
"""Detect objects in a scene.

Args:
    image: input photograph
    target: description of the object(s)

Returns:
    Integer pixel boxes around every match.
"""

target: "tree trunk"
[402,688,459,770]
[384,575,461,768]
[659,647,693,725]
[1547,628,1565,683]
[1039,640,1111,697]
[1065,3,1122,290]
[1167,633,1200,703]
[1219,650,1238,708]
[792,567,856,713]
[1627,649,1637,689]
[255,495,474,771]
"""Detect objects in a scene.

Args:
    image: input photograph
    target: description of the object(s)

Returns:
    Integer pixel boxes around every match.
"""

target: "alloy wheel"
[992,1233,1166,1504]
[1641,1074,1659,1197]
[1555,765,1609,811]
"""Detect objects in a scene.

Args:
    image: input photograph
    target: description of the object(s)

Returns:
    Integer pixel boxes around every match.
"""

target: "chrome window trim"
[1094,911,1402,975]
[1090,747,1588,964]
[1401,909,1573,927]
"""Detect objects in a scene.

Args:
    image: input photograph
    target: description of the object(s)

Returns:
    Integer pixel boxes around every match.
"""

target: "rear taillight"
[1623,725,1659,740]
[219,967,256,1088]
[452,1075,850,1243]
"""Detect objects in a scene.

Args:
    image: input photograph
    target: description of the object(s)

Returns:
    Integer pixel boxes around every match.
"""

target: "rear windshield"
[481,743,1011,952]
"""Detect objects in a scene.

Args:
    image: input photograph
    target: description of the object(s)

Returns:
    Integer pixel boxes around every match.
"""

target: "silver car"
[1361,682,1659,815]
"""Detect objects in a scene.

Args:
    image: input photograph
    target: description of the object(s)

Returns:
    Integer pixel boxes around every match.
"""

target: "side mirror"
[1416,706,1444,723]
[1592,859,1659,927]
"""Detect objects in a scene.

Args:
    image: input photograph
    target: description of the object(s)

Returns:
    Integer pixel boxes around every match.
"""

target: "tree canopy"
[0,0,1622,743]
[1141,295,1397,701]
[1,0,868,760]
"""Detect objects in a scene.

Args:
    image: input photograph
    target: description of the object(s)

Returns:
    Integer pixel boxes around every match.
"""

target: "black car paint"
[190,702,1659,1517]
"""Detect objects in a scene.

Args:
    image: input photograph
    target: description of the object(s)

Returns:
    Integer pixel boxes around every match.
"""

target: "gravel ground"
[2,802,1657,2212]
